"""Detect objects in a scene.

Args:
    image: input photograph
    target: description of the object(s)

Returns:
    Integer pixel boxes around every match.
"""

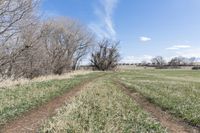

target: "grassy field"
[40,77,166,133]
[114,69,200,127]
[0,72,102,126]
[1,69,199,132]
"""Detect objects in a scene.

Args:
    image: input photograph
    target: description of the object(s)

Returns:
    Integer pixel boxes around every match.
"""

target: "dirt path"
[115,81,200,133]
[1,75,104,133]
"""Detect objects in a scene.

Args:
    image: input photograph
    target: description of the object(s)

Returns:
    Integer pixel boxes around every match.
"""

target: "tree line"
[0,0,120,80]
[138,56,196,68]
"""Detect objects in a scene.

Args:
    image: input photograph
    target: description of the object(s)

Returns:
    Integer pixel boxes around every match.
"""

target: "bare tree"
[11,23,43,79]
[0,0,39,45]
[90,39,120,71]
[169,57,196,67]
[151,56,166,67]
[0,0,40,79]
[41,18,94,74]
[0,1,94,79]
[182,57,196,66]
[68,20,94,70]
[141,60,148,66]
[168,57,182,67]
[188,57,196,65]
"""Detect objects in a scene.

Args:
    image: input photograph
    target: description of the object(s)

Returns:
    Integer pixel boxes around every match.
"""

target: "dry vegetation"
[91,39,120,71]
[0,0,95,80]
[0,0,121,82]
[0,70,93,88]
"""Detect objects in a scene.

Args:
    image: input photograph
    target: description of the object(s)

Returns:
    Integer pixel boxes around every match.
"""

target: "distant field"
[115,69,200,127]
[117,65,194,70]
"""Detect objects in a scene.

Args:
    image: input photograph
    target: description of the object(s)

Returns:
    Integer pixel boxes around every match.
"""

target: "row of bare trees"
[0,0,97,79]
[140,56,196,68]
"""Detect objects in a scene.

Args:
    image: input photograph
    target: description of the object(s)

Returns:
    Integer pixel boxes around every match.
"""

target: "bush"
[192,66,200,70]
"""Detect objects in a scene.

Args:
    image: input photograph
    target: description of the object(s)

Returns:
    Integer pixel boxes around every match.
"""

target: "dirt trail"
[1,75,104,133]
[115,81,200,133]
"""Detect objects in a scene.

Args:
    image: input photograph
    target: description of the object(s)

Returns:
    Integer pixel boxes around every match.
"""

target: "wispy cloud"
[89,0,118,40]
[166,45,191,50]
[121,55,153,63]
[175,48,200,58]
[139,36,151,42]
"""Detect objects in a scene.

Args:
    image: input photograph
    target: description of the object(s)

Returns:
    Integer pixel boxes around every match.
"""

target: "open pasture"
[115,69,200,127]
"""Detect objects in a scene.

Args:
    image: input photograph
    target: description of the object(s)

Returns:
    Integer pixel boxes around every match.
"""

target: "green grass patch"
[0,72,103,126]
[40,77,167,133]
[115,70,200,127]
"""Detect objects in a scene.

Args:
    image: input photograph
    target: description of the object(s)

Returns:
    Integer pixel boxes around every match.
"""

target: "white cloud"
[139,36,151,42]
[120,55,153,63]
[89,0,118,40]
[175,48,200,58]
[166,45,191,50]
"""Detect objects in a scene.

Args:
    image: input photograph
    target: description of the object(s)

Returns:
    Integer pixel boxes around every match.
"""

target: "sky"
[41,0,200,63]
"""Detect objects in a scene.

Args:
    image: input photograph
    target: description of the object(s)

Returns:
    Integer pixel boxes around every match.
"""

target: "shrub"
[192,66,200,70]
[90,39,120,71]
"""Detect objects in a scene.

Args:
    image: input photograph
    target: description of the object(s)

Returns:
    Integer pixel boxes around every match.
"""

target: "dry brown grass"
[0,70,93,88]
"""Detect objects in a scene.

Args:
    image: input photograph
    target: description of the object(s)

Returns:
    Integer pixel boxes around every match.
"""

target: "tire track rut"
[115,81,200,133]
[1,74,106,133]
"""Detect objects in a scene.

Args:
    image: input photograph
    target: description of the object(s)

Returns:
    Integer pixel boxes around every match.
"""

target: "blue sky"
[41,0,200,63]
